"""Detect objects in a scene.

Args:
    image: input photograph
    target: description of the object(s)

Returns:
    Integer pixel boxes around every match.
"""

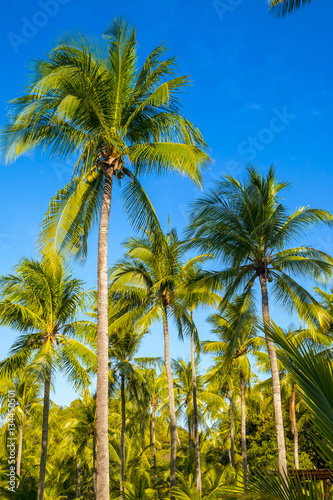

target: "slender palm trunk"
[120,373,126,499]
[16,421,23,488]
[76,461,81,498]
[259,274,287,474]
[162,303,177,500]
[152,404,157,480]
[290,382,299,469]
[96,166,114,499]
[188,417,192,454]
[93,433,97,500]
[229,395,236,468]
[37,367,51,500]
[190,322,202,494]
[240,370,248,485]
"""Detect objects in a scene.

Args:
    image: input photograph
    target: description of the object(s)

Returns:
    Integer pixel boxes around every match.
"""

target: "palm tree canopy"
[269,0,312,17]
[0,255,96,388]
[1,18,210,261]
[187,166,333,328]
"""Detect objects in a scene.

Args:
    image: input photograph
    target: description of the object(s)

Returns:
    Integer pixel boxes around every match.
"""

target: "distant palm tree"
[187,165,333,473]
[109,322,148,499]
[177,260,218,494]
[204,293,262,483]
[0,362,42,489]
[269,0,312,17]
[0,256,95,499]
[1,19,210,498]
[109,219,205,498]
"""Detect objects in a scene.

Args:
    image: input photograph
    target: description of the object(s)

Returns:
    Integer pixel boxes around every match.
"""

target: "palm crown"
[2,19,209,259]
[187,166,333,326]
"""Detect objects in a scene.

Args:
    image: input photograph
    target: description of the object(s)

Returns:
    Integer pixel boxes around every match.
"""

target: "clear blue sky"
[1,0,333,405]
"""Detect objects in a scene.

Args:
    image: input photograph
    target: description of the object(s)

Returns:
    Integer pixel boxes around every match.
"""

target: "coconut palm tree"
[177,262,218,494]
[0,256,96,499]
[187,165,333,473]
[203,293,263,483]
[0,362,42,489]
[1,19,210,498]
[109,219,206,498]
[109,322,148,498]
[269,0,312,17]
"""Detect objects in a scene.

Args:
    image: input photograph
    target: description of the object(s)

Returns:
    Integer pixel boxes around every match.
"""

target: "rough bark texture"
[191,324,202,494]
[120,373,126,499]
[152,405,157,480]
[37,368,51,500]
[96,167,114,499]
[93,433,97,500]
[16,421,23,488]
[290,382,299,469]
[163,304,177,500]
[229,396,236,468]
[259,273,287,474]
[76,461,81,498]
[240,371,248,485]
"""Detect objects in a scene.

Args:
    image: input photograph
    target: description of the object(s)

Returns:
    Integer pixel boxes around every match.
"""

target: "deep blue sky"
[1,0,333,405]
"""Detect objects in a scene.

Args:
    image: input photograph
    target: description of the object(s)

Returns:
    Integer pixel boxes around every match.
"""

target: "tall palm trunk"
[190,320,202,494]
[96,166,114,499]
[76,461,81,498]
[259,274,287,474]
[240,370,248,485]
[93,432,97,500]
[162,303,177,500]
[37,367,51,500]
[120,373,126,499]
[229,395,236,468]
[290,382,299,469]
[16,421,23,488]
[152,403,157,480]
[188,417,192,454]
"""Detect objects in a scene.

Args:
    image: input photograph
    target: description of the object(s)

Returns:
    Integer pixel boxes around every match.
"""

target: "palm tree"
[187,165,333,473]
[0,362,42,489]
[203,293,262,483]
[137,359,167,481]
[177,262,218,495]
[269,0,312,17]
[0,256,96,499]
[109,219,203,498]
[1,19,210,499]
[172,358,209,455]
[109,322,148,498]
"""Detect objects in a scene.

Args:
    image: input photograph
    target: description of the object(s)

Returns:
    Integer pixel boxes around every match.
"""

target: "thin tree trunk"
[290,382,299,469]
[152,405,157,480]
[76,461,81,498]
[229,395,236,468]
[120,373,126,499]
[96,166,114,499]
[191,321,202,494]
[163,303,177,500]
[93,433,97,500]
[188,417,192,454]
[259,274,287,475]
[240,370,248,485]
[37,367,51,500]
[16,421,23,488]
